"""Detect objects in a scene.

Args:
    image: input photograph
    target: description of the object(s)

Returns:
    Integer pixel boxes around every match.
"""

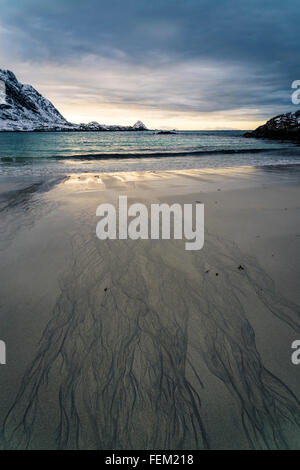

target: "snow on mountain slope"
[0,70,148,132]
[0,69,74,131]
[244,110,300,141]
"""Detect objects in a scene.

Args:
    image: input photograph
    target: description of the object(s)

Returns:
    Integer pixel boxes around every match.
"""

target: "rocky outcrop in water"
[156,130,177,135]
[244,110,300,141]
[0,69,148,132]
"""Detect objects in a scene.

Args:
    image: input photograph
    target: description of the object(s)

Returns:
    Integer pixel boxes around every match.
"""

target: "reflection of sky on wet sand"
[59,165,297,197]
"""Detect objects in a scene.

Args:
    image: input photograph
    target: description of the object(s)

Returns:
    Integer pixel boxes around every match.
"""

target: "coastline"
[0,166,299,449]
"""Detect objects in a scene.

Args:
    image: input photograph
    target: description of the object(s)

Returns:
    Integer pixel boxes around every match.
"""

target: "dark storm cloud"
[0,0,300,119]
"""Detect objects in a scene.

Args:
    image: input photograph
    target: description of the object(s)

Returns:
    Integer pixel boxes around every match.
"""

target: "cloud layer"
[0,0,299,128]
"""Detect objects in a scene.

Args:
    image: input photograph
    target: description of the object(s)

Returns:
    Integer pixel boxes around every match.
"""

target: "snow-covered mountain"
[0,70,73,131]
[0,69,147,132]
[244,110,300,141]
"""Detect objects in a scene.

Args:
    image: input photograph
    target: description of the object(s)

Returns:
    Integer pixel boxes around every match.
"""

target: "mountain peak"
[0,69,18,83]
[133,120,147,130]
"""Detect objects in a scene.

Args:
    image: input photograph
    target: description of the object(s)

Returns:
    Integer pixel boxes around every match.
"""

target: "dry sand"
[0,166,299,449]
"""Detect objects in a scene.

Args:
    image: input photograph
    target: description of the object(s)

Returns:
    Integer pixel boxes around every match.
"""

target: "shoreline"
[1,163,300,198]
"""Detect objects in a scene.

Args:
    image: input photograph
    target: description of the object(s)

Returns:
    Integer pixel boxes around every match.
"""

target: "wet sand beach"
[0,166,299,449]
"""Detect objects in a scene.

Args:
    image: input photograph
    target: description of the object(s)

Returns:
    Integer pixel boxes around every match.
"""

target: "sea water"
[0,130,299,178]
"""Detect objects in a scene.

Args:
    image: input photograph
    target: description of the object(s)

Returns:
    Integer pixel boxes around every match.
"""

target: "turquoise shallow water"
[0,130,299,177]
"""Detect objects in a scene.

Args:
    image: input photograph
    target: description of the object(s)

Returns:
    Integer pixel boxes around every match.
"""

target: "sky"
[0,0,299,130]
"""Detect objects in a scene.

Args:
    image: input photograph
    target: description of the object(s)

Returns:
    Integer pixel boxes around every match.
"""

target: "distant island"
[157,130,177,135]
[244,110,300,142]
[0,69,148,132]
